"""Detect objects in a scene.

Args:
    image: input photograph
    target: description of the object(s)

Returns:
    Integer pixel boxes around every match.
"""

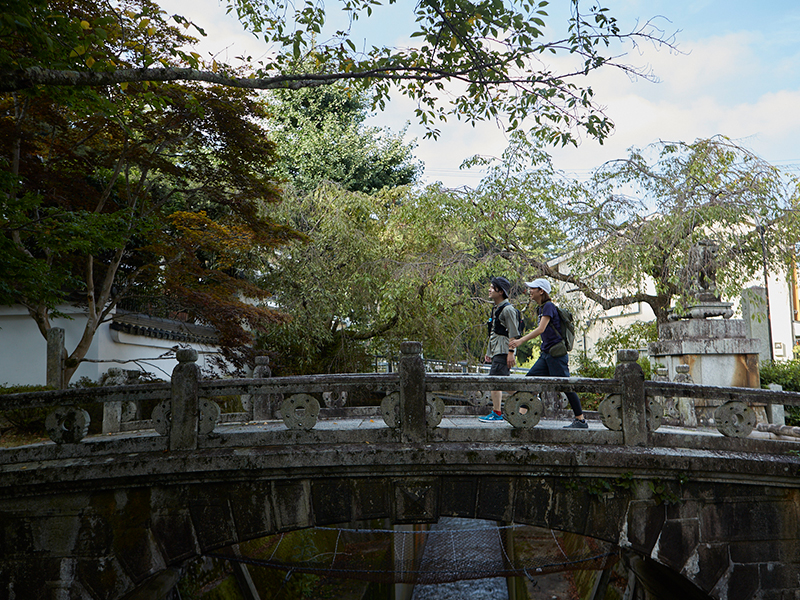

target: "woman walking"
[508,278,587,429]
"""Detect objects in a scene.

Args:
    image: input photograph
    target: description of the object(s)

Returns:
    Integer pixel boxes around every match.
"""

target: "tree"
[258,178,542,374]
[265,84,421,194]
[466,135,800,325]
[1,0,676,144]
[1,2,302,384]
[554,136,800,323]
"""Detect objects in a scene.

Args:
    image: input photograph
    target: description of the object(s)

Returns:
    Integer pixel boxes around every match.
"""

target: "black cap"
[491,276,511,298]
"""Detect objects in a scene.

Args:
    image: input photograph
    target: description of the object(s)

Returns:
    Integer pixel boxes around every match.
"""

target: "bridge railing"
[2,343,800,457]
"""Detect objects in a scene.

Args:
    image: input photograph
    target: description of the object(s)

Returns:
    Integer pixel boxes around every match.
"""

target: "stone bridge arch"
[2,451,797,600]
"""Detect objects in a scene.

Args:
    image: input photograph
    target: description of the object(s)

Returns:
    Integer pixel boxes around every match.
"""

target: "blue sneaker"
[479,411,504,423]
[563,418,588,429]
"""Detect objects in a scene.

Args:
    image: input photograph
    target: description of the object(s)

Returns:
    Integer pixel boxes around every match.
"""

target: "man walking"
[479,276,519,422]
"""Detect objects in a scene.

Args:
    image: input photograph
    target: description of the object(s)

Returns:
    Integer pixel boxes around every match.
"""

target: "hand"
[509,339,520,350]
[507,354,516,368]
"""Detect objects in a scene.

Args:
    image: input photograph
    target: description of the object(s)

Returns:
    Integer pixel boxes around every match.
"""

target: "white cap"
[524,278,552,294]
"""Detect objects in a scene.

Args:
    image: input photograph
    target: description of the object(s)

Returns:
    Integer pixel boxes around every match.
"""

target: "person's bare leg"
[491,390,503,414]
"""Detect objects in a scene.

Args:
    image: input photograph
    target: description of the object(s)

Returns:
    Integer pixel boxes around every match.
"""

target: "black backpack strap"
[492,301,511,335]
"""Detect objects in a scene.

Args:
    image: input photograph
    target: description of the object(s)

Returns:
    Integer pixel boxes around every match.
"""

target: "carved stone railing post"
[766,383,786,426]
[673,365,698,427]
[615,349,647,446]
[46,327,65,390]
[399,341,426,443]
[170,348,200,451]
[252,356,275,421]
[101,368,128,434]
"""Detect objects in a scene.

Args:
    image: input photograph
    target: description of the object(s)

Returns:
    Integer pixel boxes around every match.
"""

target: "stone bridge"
[1,342,799,600]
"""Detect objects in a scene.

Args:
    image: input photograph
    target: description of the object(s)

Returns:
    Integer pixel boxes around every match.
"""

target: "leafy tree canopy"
[258,132,576,374]
[1,0,676,143]
[557,136,800,323]
[1,1,302,383]
[258,179,536,374]
[266,84,421,194]
[470,135,800,324]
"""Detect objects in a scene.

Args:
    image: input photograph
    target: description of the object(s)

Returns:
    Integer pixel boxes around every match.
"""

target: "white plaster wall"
[0,304,224,386]
[765,271,794,360]
[0,305,51,386]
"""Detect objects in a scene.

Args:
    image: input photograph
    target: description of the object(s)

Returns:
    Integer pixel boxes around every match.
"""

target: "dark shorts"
[489,354,511,376]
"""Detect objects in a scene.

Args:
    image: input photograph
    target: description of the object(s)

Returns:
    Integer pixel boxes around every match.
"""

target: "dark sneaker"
[564,418,588,429]
[479,411,504,423]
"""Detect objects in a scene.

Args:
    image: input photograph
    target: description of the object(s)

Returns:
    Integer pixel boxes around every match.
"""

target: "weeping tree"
[553,136,800,324]
[460,134,800,325]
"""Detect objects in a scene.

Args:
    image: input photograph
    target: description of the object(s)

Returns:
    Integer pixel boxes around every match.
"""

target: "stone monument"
[649,240,762,426]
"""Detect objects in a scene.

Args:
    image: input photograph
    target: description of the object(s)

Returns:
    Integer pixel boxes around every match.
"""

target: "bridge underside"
[1,441,798,600]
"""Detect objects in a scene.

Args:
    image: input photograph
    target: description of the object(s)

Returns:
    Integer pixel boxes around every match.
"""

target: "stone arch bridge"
[1,343,799,600]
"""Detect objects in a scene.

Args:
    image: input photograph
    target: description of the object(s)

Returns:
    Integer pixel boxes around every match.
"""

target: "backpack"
[489,303,526,339]
[542,301,575,351]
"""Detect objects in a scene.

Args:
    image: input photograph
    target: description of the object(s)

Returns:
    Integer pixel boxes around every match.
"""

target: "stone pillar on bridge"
[649,319,762,427]
[46,327,65,390]
[251,355,276,421]
[399,341,426,444]
[170,348,200,450]
[615,349,647,446]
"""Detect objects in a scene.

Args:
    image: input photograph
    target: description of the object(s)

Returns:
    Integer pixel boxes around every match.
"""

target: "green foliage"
[647,479,682,506]
[593,321,658,366]
[259,183,507,374]
[562,137,800,323]
[573,352,651,410]
[574,354,615,379]
[760,357,800,426]
[565,472,635,498]
[573,354,613,410]
[0,0,676,144]
[266,84,421,194]
[760,357,800,392]
[1,0,303,381]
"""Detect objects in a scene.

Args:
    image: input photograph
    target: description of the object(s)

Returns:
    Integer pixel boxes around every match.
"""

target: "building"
[0,301,223,387]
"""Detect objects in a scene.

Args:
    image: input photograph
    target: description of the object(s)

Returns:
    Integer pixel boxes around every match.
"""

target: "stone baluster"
[170,348,200,451]
[615,349,647,446]
[766,383,786,426]
[101,368,127,435]
[46,327,65,390]
[252,356,275,421]
[673,365,698,428]
[399,341,426,443]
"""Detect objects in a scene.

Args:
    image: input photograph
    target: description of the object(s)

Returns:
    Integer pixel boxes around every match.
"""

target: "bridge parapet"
[2,346,800,600]
[2,344,800,461]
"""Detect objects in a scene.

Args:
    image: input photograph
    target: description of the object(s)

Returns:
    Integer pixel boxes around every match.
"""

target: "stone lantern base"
[649,319,762,427]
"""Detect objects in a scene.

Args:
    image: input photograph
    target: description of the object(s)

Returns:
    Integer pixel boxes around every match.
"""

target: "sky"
[156,0,800,188]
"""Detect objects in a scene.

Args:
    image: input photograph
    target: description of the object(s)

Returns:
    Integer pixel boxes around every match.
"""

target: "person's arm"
[509,315,550,350]
[506,350,516,368]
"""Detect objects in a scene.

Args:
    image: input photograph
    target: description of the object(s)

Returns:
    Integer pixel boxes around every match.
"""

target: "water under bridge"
[1,342,799,600]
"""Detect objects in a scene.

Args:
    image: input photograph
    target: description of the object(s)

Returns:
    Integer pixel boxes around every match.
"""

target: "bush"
[593,321,657,366]
[573,353,653,411]
[760,358,800,426]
